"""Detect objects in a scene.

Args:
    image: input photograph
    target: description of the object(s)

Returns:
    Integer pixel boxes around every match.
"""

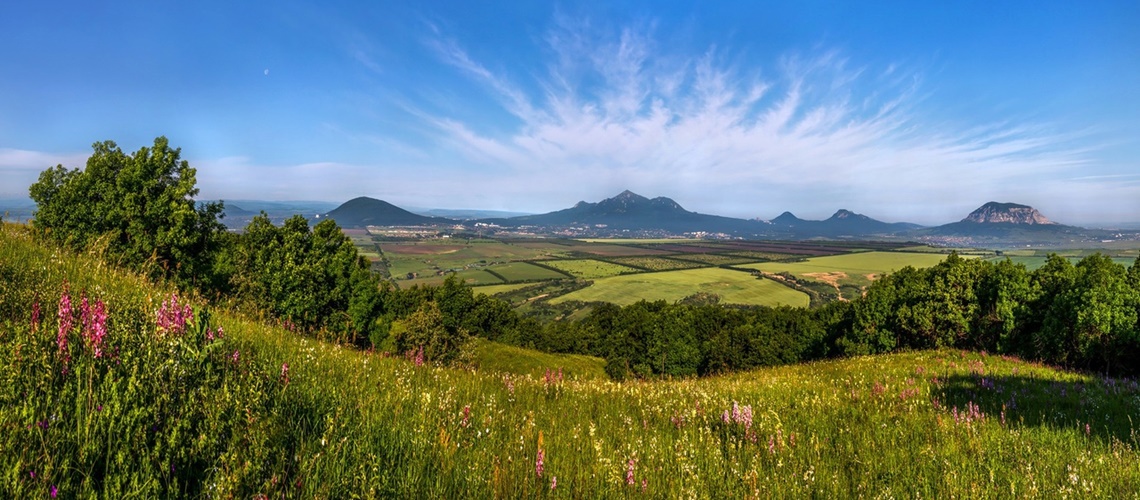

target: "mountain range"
[316,190,1122,245]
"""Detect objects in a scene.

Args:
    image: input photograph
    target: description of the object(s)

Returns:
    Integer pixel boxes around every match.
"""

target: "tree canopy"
[29,137,224,288]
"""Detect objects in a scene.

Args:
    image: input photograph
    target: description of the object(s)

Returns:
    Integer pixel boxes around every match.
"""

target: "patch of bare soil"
[804,272,847,300]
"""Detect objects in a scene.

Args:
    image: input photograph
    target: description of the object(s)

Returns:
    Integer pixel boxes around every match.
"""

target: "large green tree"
[28,137,225,288]
[231,213,384,345]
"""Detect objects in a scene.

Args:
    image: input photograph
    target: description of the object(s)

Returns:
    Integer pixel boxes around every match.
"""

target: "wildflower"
[81,296,108,358]
[460,405,471,428]
[1085,423,1091,436]
[551,476,557,490]
[625,458,636,485]
[231,350,240,364]
[156,293,192,335]
[641,478,648,493]
[281,363,290,384]
[29,470,35,479]
[51,485,58,498]
[535,448,545,478]
[768,435,776,454]
[413,346,425,367]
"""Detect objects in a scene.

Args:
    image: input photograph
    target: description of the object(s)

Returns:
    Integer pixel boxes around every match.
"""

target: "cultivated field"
[540,259,641,279]
[549,267,810,307]
[487,262,569,282]
[743,251,957,289]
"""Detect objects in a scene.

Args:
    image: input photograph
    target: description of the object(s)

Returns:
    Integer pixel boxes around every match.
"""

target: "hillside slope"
[3,222,1139,497]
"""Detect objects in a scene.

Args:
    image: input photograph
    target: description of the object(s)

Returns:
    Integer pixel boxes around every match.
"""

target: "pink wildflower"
[641,478,648,493]
[535,448,545,478]
[231,350,240,364]
[80,296,108,358]
[460,405,471,428]
[625,458,636,485]
[156,293,193,335]
[281,363,290,384]
[1085,423,1091,436]
[413,346,425,367]
[551,476,557,490]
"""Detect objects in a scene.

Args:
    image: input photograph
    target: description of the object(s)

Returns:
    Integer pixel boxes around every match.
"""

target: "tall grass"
[3,222,1140,497]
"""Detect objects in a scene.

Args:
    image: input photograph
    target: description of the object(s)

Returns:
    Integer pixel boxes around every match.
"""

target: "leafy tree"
[29,137,224,288]
[974,259,1033,352]
[390,301,469,364]
[232,213,383,345]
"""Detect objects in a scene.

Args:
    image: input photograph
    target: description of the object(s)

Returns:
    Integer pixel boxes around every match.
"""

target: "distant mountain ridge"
[494,190,751,234]
[313,193,1122,245]
[765,208,923,237]
[917,202,1104,244]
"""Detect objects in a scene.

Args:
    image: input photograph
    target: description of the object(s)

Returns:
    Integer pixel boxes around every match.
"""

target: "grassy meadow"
[549,267,810,307]
[3,223,1140,496]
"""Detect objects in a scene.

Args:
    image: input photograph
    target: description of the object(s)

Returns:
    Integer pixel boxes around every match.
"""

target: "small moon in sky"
[264,69,270,76]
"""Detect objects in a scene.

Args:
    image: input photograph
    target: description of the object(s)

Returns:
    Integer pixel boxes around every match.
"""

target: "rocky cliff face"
[963,202,1053,225]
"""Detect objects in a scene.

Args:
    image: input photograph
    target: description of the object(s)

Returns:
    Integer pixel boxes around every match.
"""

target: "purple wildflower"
[156,293,193,335]
[51,485,58,498]
[80,296,108,358]
[535,448,545,478]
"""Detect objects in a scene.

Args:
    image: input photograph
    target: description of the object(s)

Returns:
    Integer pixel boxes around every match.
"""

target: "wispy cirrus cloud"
[414,19,1115,224]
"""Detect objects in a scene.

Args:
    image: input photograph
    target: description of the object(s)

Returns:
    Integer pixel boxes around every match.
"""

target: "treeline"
[525,253,1140,378]
[27,137,1140,377]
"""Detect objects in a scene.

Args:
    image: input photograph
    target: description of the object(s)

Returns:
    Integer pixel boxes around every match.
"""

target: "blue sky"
[1,1,1137,225]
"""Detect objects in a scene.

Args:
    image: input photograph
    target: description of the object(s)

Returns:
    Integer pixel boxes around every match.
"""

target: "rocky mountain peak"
[964,202,1054,225]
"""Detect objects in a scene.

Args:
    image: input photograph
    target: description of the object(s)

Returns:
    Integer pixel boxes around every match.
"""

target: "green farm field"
[743,251,959,288]
[550,267,810,307]
[488,262,570,282]
[380,240,570,279]
[540,259,640,279]
[399,268,503,288]
[471,282,536,296]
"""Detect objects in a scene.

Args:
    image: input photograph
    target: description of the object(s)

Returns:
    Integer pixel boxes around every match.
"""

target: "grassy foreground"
[3,224,1140,497]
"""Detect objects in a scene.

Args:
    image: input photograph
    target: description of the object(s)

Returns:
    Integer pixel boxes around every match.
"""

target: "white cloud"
[0,148,90,198]
[412,20,1118,224]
